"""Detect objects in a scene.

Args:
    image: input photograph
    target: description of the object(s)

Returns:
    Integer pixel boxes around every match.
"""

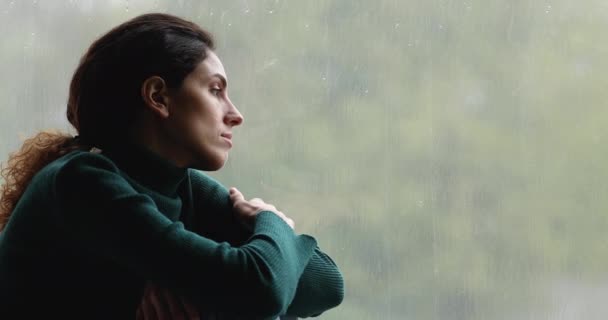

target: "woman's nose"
[225,99,244,127]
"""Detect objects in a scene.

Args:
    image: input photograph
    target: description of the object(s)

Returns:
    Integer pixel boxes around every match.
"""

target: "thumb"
[229,187,245,202]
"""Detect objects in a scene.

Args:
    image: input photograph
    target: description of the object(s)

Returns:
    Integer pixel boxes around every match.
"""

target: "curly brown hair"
[0,13,214,231]
[0,131,84,230]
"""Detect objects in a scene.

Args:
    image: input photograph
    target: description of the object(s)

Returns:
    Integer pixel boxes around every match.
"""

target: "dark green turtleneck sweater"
[0,143,344,319]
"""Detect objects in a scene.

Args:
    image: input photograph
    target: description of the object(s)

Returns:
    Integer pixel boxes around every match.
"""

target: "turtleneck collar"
[100,141,188,197]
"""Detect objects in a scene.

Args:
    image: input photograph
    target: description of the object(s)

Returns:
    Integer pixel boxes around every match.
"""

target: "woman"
[0,13,344,319]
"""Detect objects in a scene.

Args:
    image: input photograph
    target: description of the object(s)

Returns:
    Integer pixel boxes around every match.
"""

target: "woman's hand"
[229,187,295,230]
[136,282,199,320]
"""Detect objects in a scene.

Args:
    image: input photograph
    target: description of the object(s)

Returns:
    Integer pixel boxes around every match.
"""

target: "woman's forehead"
[196,51,226,79]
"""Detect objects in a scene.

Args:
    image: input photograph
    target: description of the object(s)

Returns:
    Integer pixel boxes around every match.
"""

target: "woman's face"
[164,51,243,170]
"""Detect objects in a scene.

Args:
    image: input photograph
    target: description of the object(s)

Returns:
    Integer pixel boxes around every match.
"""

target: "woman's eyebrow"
[209,73,227,88]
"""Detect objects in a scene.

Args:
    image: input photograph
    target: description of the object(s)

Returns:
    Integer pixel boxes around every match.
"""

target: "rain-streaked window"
[2,1,607,319]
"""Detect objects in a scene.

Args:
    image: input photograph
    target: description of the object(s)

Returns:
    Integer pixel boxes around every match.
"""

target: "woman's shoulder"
[187,170,230,199]
[42,149,118,177]
[31,149,121,193]
[14,150,123,215]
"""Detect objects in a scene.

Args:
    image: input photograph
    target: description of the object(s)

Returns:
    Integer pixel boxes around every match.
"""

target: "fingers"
[137,283,159,320]
[230,189,268,207]
[250,198,275,212]
[136,297,147,320]
[180,295,201,320]
[138,282,200,320]
[229,187,294,229]
[148,284,166,319]
[229,187,244,203]
[250,197,264,204]
[232,190,271,211]
[160,288,186,320]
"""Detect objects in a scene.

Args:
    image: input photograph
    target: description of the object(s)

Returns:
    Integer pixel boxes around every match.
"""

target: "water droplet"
[244,9,250,14]
[304,24,309,29]
[228,23,232,27]
[268,10,274,14]
[394,23,400,29]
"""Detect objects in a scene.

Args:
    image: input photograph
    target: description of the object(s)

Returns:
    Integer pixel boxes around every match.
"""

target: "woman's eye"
[211,87,222,96]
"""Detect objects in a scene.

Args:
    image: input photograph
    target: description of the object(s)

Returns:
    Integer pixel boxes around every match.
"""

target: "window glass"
[1,1,607,319]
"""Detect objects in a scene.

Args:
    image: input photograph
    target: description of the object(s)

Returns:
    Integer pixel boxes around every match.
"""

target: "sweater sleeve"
[52,152,317,319]
[189,171,345,318]
[284,248,345,317]
[187,170,252,246]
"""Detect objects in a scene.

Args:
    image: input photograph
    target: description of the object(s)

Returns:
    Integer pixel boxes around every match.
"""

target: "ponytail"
[0,131,87,231]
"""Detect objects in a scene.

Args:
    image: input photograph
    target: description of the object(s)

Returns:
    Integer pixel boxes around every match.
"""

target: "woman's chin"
[193,154,227,171]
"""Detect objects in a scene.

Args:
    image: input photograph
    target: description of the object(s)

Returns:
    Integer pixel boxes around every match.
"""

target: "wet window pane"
[2,1,607,319]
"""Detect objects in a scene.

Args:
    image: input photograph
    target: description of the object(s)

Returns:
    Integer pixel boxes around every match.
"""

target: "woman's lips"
[221,133,233,147]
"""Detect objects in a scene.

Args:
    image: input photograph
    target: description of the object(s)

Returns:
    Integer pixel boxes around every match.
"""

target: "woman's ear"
[141,76,170,119]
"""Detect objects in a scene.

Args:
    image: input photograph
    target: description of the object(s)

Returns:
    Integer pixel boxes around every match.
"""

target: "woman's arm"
[52,152,317,319]
[186,170,252,246]
[284,248,344,317]
[189,171,345,317]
